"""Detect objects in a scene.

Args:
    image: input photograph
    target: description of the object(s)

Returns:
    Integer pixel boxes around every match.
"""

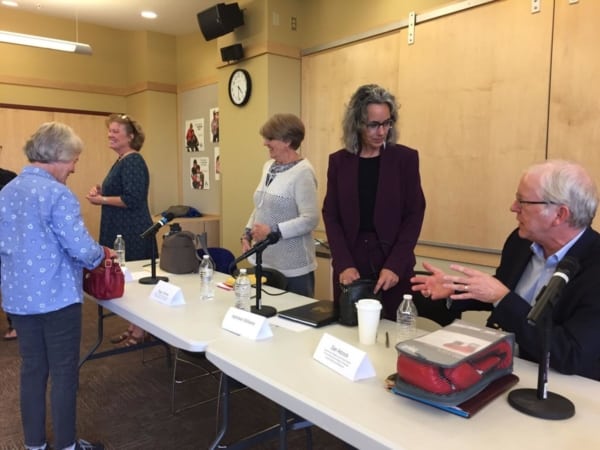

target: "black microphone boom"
[233,231,281,266]
[527,256,580,325]
[140,212,175,240]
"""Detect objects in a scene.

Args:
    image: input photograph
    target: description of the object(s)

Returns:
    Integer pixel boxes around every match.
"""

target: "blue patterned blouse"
[0,166,104,315]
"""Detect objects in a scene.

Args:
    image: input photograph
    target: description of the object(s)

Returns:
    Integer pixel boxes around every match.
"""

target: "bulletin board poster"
[210,108,219,143]
[190,156,210,190]
[185,118,205,152]
[214,147,220,181]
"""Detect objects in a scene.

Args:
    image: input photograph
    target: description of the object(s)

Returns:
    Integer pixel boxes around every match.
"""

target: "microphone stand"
[250,247,277,318]
[139,234,168,285]
[507,306,574,420]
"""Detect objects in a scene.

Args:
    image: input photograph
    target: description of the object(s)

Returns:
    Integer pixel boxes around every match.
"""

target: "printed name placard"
[313,333,375,381]
[222,307,273,340]
[149,280,185,306]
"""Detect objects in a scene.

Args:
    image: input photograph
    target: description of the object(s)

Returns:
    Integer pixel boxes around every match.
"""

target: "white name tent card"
[222,307,273,340]
[313,333,376,381]
[149,280,185,306]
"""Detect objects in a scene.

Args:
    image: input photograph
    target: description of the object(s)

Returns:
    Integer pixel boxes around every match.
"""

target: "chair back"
[198,247,235,274]
[261,268,288,290]
[232,266,288,290]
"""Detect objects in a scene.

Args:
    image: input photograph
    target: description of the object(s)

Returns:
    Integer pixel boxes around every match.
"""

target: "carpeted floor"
[0,302,349,449]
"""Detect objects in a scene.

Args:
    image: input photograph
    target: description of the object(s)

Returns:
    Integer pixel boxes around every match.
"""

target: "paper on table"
[130,271,148,281]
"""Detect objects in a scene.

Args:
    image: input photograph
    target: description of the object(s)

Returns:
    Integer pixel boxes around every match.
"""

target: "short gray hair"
[529,159,598,228]
[260,113,305,150]
[341,84,399,154]
[25,122,83,163]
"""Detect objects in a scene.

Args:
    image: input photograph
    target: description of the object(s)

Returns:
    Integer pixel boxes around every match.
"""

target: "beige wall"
[0,0,497,254]
[1,7,179,218]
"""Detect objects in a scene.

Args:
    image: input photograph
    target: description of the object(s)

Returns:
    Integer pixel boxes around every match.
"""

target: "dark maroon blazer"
[322,144,426,305]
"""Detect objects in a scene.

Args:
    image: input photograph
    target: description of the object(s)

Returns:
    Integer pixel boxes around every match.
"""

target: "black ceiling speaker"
[197,3,244,41]
[220,43,244,62]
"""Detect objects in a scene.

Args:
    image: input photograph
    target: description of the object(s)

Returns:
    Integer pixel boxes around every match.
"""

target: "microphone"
[233,231,281,266]
[527,256,580,325]
[140,212,175,239]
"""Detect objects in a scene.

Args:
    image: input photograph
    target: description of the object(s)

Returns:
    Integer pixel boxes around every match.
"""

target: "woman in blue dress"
[86,113,155,346]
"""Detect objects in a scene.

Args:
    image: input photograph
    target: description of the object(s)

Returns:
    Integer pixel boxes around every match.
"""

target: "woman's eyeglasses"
[364,119,394,132]
[120,114,137,136]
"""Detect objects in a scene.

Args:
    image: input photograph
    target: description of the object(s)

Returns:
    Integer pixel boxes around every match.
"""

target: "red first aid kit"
[394,320,514,405]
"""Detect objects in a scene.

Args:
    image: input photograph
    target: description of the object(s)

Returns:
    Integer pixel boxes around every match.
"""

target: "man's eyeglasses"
[365,119,394,131]
[515,198,557,207]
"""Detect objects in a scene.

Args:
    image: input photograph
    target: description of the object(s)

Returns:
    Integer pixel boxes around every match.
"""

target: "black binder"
[278,300,338,328]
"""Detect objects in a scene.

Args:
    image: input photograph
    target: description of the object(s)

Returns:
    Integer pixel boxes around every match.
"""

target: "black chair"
[238,266,288,291]
[171,247,236,414]
[198,247,235,273]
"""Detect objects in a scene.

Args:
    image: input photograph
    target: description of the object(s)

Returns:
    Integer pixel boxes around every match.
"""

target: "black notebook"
[278,300,338,328]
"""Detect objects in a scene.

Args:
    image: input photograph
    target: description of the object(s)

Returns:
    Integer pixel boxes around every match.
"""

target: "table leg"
[79,304,172,369]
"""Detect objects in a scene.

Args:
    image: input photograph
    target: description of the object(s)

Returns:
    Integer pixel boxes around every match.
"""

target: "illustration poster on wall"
[214,147,220,181]
[185,118,204,152]
[210,108,219,143]
[190,157,210,190]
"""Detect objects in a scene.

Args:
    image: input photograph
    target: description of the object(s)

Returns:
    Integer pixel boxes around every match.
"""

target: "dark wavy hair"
[342,84,399,154]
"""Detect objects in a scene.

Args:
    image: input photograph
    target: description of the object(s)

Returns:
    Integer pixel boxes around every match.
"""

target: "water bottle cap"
[240,268,247,275]
[203,254,209,259]
[117,234,122,238]
[403,294,413,300]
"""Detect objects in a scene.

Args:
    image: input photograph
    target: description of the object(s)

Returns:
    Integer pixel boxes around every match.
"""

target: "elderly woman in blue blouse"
[0,122,109,450]
[241,113,319,297]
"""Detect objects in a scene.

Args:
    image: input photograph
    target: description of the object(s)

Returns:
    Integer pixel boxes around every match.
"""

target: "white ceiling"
[2,0,222,36]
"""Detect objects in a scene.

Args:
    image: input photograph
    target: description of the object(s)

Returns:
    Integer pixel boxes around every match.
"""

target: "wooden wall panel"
[302,33,401,233]
[548,0,600,231]
[302,1,553,253]
[54,112,114,239]
[0,109,113,240]
[0,109,51,173]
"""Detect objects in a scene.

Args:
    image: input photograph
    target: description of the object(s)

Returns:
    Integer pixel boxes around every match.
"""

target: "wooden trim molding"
[0,75,177,97]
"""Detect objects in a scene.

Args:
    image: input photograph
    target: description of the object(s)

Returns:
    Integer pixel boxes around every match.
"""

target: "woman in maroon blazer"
[322,84,426,320]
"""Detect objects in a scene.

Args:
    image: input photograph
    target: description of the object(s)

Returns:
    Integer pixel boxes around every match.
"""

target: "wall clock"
[228,68,252,106]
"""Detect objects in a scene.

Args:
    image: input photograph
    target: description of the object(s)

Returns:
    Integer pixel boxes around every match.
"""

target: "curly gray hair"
[341,84,399,154]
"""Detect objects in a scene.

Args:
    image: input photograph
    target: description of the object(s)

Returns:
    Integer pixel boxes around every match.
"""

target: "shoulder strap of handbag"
[196,231,209,261]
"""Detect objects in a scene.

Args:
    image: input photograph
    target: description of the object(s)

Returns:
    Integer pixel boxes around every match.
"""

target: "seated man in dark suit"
[411,160,600,380]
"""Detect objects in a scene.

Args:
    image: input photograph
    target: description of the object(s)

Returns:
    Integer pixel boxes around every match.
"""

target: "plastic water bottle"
[396,294,418,341]
[234,268,252,312]
[113,234,126,266]
[199,254,214,300]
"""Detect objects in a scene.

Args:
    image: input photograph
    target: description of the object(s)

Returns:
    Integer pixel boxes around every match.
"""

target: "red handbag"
[83,247,125,300]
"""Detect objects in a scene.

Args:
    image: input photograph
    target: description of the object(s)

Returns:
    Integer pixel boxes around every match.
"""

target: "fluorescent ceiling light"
[0,30,92,55]
[141,11,157,19]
